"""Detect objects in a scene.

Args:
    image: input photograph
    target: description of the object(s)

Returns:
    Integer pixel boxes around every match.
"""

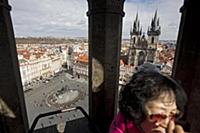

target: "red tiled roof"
[75,54,88,64]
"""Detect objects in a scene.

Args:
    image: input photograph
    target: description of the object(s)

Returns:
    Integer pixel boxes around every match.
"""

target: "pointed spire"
[133,21,137,30]
[131,12,141,35]
[134,12,139,32]
[135,12,138,21]
[131,12,142,36]
[137,21,140,31]
[140,27,142,35]
[157,18,159,27]
[147,10,161,36]
[154,9,158,22]
[151,10,158,29]
[151,18,155,29]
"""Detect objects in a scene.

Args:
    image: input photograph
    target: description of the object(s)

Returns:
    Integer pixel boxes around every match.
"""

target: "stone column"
[87,0,125,132]
[172,0,200,132]
[0,0,28,132]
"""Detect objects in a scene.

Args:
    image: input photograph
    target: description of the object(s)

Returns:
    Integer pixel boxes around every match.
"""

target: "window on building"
[133,37,136,44]
[151,37,154,44]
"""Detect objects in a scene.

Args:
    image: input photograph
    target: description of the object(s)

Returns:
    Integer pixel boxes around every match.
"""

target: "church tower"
[147,10,161,63]
[128,13,142,66]
[128,10,161,67]
[133,33,148,66]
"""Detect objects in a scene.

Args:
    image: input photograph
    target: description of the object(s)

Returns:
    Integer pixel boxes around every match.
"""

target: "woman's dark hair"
[119,70,187,124]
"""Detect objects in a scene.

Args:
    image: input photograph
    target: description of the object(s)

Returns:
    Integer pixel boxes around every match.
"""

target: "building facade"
[128,11,161,67]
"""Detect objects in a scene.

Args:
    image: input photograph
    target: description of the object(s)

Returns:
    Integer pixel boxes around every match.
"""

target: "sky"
[9,0,183,40]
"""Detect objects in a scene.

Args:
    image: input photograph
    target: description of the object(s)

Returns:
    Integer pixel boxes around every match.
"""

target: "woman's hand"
[167,120,185,133]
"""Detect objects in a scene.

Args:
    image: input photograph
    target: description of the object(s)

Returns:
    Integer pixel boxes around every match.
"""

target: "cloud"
[9,0,183,40]
[10,0,88,37]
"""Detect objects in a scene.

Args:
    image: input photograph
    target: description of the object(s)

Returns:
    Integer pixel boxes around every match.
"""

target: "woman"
[109,70,188,133]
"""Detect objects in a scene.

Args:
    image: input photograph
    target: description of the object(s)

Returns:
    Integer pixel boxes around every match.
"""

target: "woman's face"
[140,91,179,133]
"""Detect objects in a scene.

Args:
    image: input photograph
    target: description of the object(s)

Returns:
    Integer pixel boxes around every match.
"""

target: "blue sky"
[10,0,183,40]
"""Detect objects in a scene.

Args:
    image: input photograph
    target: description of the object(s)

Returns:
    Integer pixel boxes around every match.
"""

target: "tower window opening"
[151,37,154,44]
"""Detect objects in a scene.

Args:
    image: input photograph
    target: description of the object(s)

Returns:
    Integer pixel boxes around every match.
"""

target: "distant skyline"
[10,0,183,40]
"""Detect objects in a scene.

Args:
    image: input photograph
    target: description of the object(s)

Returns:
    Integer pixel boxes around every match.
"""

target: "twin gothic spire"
[148,10,161,36]
[130,10,161,36]
[130,12,142,36]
